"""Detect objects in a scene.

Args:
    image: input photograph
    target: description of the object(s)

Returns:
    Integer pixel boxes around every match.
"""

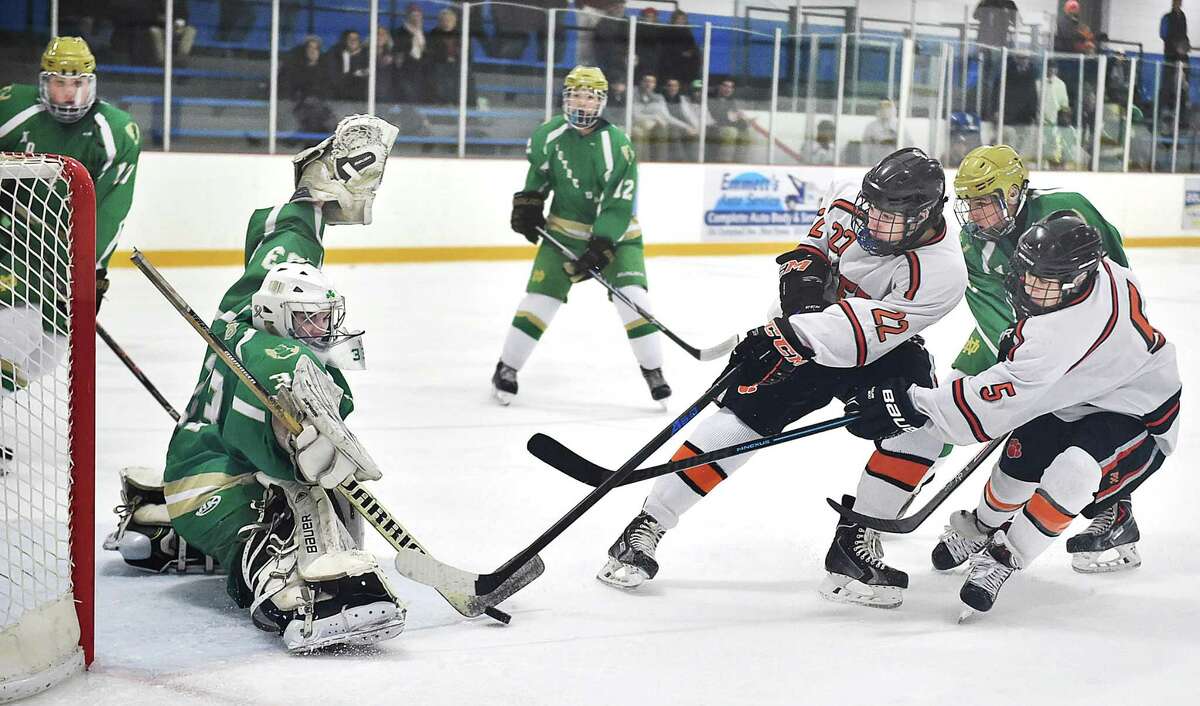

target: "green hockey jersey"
[0,83,141,270]
[164,200,346,488]
[523,115,642,243]
[952,190,1129,374]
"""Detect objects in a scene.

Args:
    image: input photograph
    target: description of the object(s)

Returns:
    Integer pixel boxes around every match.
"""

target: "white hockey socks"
[852,429,942,519]
[502,293,562,370]
[643,408,761,529]
[1005,447,1101,566]
[613,286,663,371]
[975,464,1039,529]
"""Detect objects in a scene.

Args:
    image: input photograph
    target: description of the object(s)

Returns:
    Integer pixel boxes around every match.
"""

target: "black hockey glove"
[727,317,814,390]
[96,268,110,313]
[564,236,616,283]
[776,245,831,316]
[845,378,930,440]
[510,190,546,244]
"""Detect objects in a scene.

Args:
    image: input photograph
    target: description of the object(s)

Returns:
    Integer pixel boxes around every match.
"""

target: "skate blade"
[286,613,407,654]
[492,388,514,406]
[957,607,977,624]
[1070,545,1142,574]
[817,573,902,609]
[596,558,649,590]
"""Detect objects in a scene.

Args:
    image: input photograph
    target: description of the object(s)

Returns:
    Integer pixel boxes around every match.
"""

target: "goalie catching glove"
[563,235,616,283]
[844,378,930,440]
[511,190,546,244]
[275,356,382,489]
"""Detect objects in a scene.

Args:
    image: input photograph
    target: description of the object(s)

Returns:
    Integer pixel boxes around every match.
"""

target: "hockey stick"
[535,226,739,362]
[825,435,1007,534]
[394,360,746,598]
[527,414,858,488]
[97,323,182,422]
[129,249,536,624]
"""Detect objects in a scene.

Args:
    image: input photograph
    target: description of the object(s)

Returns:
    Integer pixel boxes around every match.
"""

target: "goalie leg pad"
[104,466,219,573]
[240,479,405,652]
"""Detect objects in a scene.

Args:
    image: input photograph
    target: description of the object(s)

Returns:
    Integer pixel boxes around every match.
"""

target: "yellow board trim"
[109,237,1200,268]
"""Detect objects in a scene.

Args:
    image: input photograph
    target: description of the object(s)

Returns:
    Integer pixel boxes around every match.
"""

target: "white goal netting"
[0,153,95,702]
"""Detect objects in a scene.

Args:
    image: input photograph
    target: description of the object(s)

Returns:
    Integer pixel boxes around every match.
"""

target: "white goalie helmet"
[251,262,366,370]
[292,114,400,225]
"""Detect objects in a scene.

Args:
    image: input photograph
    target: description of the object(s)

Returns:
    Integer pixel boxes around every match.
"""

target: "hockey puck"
[484,607,512,624]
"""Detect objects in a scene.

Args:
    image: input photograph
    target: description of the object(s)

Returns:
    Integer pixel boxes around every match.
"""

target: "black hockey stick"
[825,435,1007,534]
[394,360,746,599]
[535,226,739,362]
[97,322,182,422]
[129,249,530,624]
[527,414,859,488]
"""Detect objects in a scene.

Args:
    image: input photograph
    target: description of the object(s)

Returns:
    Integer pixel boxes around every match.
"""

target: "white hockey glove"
[276,356,382,489]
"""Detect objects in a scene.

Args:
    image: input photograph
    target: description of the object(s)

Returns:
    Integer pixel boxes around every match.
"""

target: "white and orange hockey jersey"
[910,259,1182,453]
[781,183,967,368]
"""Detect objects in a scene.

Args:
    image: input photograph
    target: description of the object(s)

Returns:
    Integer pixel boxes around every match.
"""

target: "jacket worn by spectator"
[974,0,1018,48]
[325,30,370,100]
[657,11,701,86]
[1162,4,1190,62]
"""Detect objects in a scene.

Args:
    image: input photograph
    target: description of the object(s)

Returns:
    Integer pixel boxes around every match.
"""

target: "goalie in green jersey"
[492,66,671,406]
[0,36,142,309]
[936,144,1145,576]
[103,116,410,653]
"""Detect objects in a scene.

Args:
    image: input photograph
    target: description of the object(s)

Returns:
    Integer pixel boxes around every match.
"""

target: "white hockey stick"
[536,226,740,361]
[130,249,541,622]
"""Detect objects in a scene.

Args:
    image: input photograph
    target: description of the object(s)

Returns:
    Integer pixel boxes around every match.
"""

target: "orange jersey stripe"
[673,444,726,495]
[865,450,930,489]
[1025,490,1074,535]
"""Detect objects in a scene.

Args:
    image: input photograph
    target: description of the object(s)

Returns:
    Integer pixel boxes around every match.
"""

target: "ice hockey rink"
[29,247,1200,705]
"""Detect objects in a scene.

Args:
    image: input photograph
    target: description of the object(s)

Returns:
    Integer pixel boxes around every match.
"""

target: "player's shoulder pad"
[904,223,968,301]
[821,181,862,217]
[92,101,142,151]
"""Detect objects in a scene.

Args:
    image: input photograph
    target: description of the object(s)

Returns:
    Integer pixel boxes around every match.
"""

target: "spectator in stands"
[861,99,912,163]
[574,0,610,65]
[394,4,428,103]
[327,29,370,101]
[945,112,981,168]
[603,78,628,123]
[216,0,255,44]
[374,27,399,103]
[427,8,463,105]
[634,8,663,80]
[61,0,110,54]
[706,78,750,163]
[594,2,631,83]
[281,36,336,136]
[997,53,1040,160]
[1054,0,1096,54]
[491,1,542,60]
[659,10,701,87]
[536,0,570,64]
[107,0,159,65]
[801,119,837,165]
[662,78,701,161]
[632,74,686,161]
[975,0,1018,48]
[1162,0,1191,61]
[148,1,197,66]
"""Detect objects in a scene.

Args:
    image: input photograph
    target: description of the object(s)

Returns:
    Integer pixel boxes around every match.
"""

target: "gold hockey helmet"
[39,36,97,123]
[952,144,1030,241]
[562,66,608,130]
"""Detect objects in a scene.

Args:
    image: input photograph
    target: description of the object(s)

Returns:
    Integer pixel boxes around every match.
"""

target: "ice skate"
[0,445,11,476]
[959,530,1020,615]
[819,495,908,609]
[640,366,672,407]
[597,511,666,589]
[931,509,992,571]
[492,360,518,405]
[1066,498,1141,574]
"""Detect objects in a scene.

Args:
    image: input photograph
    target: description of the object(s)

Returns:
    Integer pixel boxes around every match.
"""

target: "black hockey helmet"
[1005,210,1103,318]
[853,147,947,256]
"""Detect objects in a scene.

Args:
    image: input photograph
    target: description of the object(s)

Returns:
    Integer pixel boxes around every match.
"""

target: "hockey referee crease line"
[128,248,535,623]
[107,237,1200,268]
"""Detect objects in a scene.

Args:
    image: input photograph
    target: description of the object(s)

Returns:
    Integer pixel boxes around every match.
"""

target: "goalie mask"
[38,36,97,124]
[251,262,366,370]
[292,114,400,225]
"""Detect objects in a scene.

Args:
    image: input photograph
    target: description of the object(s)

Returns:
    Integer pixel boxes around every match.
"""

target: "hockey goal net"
[0,153,96,701]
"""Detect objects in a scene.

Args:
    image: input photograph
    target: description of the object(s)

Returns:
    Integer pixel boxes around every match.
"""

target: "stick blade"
[697,334,741,362]
[824,496,919,534]
[527,433,610,487]
[394,548,545,618]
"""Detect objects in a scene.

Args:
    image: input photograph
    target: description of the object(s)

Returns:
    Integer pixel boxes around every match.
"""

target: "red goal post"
[0,152,96,701]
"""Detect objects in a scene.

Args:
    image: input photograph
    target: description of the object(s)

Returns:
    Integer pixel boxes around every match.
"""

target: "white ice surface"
[29,250,1200,705]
